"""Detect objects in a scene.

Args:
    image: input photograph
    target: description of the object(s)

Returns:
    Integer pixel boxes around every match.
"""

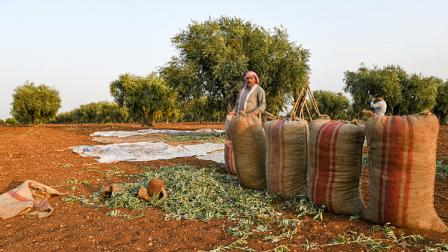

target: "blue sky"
[1,0,447,119]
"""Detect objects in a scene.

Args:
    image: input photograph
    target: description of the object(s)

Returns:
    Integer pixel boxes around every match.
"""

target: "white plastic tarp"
[90,128,224,138]
[71,142,224,163]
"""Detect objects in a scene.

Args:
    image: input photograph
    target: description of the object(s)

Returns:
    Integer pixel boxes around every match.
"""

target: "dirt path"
[0,123,447,251]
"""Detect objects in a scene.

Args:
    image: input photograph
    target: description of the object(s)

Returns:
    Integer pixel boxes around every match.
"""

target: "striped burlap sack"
[362,113,448,232]
[308,119,365,215]
[265,119,308,197]
[229,114,266,189]
[224,114,237,174]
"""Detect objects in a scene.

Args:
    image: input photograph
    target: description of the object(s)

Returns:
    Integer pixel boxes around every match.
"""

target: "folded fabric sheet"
[0,180,64,219]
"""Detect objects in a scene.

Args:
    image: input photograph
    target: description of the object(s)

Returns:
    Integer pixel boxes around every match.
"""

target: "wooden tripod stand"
[290,82,320,120]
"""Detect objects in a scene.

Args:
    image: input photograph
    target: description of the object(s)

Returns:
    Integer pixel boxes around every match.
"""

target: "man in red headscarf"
[229,71,266,116]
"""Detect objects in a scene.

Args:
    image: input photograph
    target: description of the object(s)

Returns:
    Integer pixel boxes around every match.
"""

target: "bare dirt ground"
[0,123,447,251]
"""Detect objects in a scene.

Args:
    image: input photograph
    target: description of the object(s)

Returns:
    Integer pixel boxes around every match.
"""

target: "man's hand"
[228,111,237,116]
[251,111,259,116]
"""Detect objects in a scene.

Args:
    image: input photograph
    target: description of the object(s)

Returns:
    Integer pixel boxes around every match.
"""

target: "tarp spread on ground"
[90,128,225,138]
[71,142,224,163]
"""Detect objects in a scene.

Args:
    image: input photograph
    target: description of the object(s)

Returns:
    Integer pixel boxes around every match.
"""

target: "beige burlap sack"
[308,119,365,215]
[362,113,448,232]
[229,114,266,189]
[0,180,64,219]
[265,119,308,197]
[224,114,237,174]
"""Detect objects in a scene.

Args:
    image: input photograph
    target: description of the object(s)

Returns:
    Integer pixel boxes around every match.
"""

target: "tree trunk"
[141,108,154,126]
[147,113,154,126]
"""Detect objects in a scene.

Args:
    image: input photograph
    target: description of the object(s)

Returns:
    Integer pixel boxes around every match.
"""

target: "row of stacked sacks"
[224,113,447,233]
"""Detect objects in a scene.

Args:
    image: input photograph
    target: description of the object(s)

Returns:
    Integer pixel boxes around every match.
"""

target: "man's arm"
[254,88,266,115]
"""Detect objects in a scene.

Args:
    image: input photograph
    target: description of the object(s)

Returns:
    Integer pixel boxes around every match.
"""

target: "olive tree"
[397,74,441,115]
[11,81,61,124]
[110,73,177,126]
[311,90,350,120]
[344,65,441,116]
[160,16,310,121]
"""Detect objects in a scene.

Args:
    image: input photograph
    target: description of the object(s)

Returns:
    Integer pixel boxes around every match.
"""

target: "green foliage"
[5,118,18,125]
[343,65,442,117]
[65,165,324,250]
[105,183,147,210]
[110,73,178,125]
[142,166,321,248]
[11,81,61,124]
[0,119,5,125]
[142,165,277,221]
[163,133,225,143]
[433,82,448,124]
[436,160,448,177]
[398,74,440,115]
[160,16,310,121]
[63,165,442,251]
[311,90,350,120]
[55,101,128,124]
[179,96,225,122]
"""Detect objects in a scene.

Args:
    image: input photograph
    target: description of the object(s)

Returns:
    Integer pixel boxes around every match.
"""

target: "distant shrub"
[0,119,5,125]
[5,118,18,125]
[54,101,129,124]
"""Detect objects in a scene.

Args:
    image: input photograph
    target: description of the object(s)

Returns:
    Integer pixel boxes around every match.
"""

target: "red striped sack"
[308,119,365,215]
[229,114,266,189]
[362,114,448,232]
[224,114,236,174]
[265,119,308,197]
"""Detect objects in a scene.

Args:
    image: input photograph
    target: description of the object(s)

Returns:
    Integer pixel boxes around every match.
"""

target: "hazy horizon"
[1,0,447,119]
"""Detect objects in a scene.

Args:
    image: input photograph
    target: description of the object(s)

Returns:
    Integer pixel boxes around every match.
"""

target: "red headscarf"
[244,71,259,84]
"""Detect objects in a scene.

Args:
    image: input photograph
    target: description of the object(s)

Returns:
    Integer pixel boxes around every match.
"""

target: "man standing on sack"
[228,71,266,117]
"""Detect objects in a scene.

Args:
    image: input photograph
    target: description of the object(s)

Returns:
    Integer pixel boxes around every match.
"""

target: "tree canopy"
[312,90,350,120]
[344,65,442,116]
[160,16,310,121]
[433,81,448,124]
[11,82,61,124]
[55,101,128,124]
[110,73,177,126]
